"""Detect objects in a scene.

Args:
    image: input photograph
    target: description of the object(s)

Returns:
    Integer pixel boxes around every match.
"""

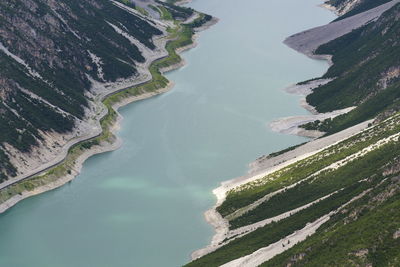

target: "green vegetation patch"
[186,180,375,267]
[262,176,400,266]
[301,81,400,135]
[156,0,194,21]
[217,113,400,217]
[189,126,400,266]
[299,4,400,134]
[229,139,400,229]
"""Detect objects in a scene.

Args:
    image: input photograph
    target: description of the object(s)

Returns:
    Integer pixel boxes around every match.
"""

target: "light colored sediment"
[284,0,400,56]
[270,106,355,138]
[270,78,353,138]
[221,214,330,267]
[284,78,333,114]
[272,75,356,138]
[191,190,338,259]
[250,119,371,174]
[226,190,338,238]
[0,13,217,213]
[0,42,42,79]
[225,177,334,223]
[284,79,332,97]
[221,189,372,267]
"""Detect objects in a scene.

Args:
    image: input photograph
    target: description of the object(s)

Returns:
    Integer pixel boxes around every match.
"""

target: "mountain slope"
[0,0,165,180]
[188,111,400,267]
[302,3,399,134]
[187,1,400,266]
[0,0,216,212]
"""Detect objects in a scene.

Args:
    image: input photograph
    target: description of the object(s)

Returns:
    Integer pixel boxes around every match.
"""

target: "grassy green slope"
[186,113,400,267]
[262,175,400,267]
[218,113,400,217]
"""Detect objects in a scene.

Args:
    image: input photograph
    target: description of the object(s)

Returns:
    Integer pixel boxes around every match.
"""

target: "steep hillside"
[0,0,216,212]
[187,1,400,266]
[262,173,400,266]
[0,0,168,180]
[302,3,399,134]
[187,106,400,267]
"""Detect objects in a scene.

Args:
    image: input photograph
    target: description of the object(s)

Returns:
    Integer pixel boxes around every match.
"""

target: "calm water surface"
[0,0,334,266]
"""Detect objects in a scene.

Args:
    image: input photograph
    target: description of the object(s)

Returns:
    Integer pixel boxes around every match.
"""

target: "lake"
[0,0,334,266]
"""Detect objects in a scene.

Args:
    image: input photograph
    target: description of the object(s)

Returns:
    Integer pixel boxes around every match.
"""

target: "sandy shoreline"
[269,75,353,139]
[0,15,218,214]
[269,105,355,138]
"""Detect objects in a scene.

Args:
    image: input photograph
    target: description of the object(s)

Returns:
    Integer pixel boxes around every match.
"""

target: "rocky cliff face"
[0,0,165,180]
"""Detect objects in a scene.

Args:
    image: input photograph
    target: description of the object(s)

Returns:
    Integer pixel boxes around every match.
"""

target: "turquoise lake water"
[0,0,335,266]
